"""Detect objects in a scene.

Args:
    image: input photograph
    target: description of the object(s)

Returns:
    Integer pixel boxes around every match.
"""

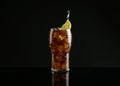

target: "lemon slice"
[61,10,72,30]
[61,19,72,30]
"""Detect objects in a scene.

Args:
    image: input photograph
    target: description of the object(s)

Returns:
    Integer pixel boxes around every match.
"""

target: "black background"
[1,0,120,68]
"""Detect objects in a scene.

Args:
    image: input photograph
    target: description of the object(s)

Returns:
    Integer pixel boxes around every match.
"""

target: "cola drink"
[49,28,72,72]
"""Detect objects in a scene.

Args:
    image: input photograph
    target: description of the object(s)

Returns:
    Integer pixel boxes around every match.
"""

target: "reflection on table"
[52,72,69,86]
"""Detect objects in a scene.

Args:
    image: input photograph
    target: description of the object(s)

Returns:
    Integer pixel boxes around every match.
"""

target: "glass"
[49,28,72,72]
[52,72,69,86]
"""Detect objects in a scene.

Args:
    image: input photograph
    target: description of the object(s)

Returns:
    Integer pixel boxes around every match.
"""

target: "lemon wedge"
[61,19,72,30]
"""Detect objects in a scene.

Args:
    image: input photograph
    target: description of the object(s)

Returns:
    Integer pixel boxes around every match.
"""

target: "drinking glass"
[49,28,72,72]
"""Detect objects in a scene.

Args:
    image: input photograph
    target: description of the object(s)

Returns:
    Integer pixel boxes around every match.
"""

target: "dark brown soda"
[49,28,72,72]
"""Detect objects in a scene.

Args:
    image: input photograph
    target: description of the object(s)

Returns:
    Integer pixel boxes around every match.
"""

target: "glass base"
[51,68,70,73]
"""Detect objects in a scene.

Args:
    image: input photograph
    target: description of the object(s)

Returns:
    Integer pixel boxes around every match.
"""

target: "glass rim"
[50,27,71,31]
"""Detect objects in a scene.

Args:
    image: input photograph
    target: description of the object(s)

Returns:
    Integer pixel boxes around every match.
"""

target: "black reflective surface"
[52,72,69,86]
[0,67,120,85]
